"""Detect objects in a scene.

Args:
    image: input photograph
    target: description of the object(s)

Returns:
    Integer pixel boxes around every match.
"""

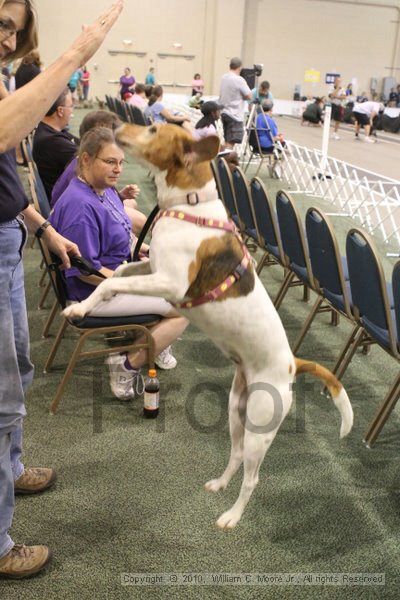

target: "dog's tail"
[295,358,353,438]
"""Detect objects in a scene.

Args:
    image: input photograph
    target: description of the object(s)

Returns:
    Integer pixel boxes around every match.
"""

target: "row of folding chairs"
[23,136,159,415]
[213,156,400,447]
[105,94,149,126]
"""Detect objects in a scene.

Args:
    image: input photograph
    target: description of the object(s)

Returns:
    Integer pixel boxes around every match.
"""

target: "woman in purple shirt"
[119,67,135,99]
[50,128,188,399]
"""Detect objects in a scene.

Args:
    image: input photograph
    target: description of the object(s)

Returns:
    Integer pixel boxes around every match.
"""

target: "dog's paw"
[204,478,227,493]
[63,303,87,320]
[215,508,242,531]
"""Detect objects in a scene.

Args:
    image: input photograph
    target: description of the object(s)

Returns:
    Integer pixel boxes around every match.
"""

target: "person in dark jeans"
[0,0,123,580]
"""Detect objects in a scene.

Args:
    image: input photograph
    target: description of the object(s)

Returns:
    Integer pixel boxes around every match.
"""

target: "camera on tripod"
[240,63,263,89]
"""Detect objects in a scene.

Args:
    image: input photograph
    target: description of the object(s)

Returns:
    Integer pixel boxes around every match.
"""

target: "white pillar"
[320,105,331,172]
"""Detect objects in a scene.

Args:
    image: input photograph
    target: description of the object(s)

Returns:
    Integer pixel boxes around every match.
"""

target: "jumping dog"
[63,123,353,530]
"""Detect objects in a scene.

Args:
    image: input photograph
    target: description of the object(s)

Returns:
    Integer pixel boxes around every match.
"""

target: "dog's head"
[116,123,220,190]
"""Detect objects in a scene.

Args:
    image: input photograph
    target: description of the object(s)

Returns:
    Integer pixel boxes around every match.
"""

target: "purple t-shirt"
[49,177,132,301]
[120,75,135,97]
[51,156,77,207]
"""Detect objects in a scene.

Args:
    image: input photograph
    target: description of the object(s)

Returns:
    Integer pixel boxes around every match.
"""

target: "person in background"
[218,57,251,149]
[0,0,124,580]
[329,76,347,140]
[128,82,147,109]
[193,100,223,139]
[49,128,189,392]
[50,109,146,235]
[144,85,190,126]
[14,49,42,164]
[356,91,368,103]
[188,92,203,109]
[145,66,155,86]
[68,68,81,103]
[301,97,324,126]
[32,87,78,199]
[352,100,382,143]
[256,99,284,152]
[251,80,273,104]
[388,87,399,107]
[191,73,204,96]
[345,82,353,97]
[15,48,41,88]
[119,67,135,99]
[80,65,90,101]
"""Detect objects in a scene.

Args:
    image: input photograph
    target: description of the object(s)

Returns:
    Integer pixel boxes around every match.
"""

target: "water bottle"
[143,369,159,418]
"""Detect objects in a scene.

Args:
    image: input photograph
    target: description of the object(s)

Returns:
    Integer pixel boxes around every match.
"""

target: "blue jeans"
[0,218,33,559]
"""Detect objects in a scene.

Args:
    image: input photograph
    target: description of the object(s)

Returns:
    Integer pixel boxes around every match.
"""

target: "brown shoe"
[0,544,52,579]
[14,467,57,495]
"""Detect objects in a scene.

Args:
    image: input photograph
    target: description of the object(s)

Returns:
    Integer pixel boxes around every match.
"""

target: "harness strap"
[152,209,238,234]
[153,209,251,309]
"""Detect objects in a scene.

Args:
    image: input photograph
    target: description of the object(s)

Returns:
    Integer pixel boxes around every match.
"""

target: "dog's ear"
[184,135,220,167]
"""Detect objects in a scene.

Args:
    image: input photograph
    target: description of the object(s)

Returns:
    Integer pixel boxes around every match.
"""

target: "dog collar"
[160,189,219,207]
[152,209,252,309]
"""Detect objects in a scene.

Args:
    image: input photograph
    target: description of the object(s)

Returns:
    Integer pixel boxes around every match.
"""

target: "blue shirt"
[256,112,278,149]
[145,72,155,85]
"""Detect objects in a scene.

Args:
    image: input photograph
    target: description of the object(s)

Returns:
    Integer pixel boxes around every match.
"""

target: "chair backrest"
[115,98,129,122]
[276,190,313,282]
[250,177,284,262]
[210,159,223,202]
[127,103,148,126]
[306,207,352,317]
[39,240,69,309]
[346,228,397,354]
[231,166,258,239]
[392,261,400,347]
[28,169,51,218]
[216,157,239,220]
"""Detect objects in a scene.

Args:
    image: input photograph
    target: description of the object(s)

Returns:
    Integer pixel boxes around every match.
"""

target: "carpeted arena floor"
[2,108,400,599]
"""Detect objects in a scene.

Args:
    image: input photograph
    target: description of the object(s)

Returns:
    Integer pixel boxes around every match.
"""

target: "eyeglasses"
[95,156,127,168]
[0,19,19,41]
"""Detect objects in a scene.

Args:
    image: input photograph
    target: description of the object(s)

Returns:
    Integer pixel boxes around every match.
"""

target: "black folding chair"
[333,229,399,446]
[216,157,240,227]
[250,177,285,274]
[39,240,160,414]
[275,190,315,309]
[231,166,259,245]
[292,207,354,354]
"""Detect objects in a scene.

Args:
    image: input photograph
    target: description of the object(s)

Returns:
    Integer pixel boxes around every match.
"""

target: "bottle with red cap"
[143,369,159,418]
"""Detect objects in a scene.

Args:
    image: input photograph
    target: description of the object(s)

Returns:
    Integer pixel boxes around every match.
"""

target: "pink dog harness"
[152,209,251,309]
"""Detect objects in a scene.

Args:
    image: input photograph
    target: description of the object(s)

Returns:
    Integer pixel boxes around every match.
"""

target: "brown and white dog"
[63,123,353,530]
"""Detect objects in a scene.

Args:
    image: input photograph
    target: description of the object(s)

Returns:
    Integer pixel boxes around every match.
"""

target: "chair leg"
[254,158,264,177]
[330,323,361,376]
[256,251,270,275]
[292,296,324,355]
[335,327,366,381]
[42,299,59,339]
[302,284,310,302]
[50,332,88,414]
[38,266,47,288]
[38,280,52,310]
[331,310,340,326]
[363,372,400,448]
[44,318,68,372]
[244,152,253,173]
[274,271,295,310]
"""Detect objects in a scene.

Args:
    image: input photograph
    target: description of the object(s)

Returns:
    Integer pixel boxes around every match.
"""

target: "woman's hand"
[43,228,80,270]
[120,184,140,200]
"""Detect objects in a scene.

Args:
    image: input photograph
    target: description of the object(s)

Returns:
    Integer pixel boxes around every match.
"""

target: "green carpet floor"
[1,109,400,599]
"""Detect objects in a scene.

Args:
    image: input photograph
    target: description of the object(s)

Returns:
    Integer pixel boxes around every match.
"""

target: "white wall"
[250,0,400,98]
[34,0,400,99]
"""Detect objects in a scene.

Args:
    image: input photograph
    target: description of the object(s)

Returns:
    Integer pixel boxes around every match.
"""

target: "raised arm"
[0,0,123,152]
